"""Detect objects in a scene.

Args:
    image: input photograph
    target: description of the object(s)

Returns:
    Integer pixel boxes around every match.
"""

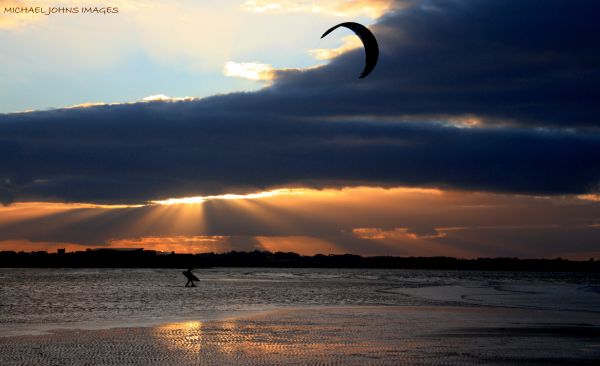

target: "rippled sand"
[1,306,599,365]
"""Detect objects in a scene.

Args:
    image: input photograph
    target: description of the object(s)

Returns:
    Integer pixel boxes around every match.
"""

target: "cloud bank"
[1,0,599,204]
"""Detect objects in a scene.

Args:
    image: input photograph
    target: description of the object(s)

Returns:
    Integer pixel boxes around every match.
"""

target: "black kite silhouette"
[321,22,379,78]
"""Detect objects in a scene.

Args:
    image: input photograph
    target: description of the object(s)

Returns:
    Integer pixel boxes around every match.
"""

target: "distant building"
[57,248,65,254]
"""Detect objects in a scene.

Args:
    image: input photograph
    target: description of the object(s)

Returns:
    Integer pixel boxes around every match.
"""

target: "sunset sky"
[1,0,599,258]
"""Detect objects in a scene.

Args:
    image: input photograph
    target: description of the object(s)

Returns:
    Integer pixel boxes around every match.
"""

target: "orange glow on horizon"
[151,188,306,205]
[0,239,84,253]
[108,236,227,254]
[1,186,599,259]
[256,236,343,255]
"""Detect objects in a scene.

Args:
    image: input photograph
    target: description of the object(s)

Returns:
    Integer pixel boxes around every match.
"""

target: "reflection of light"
[152,188,305,205]
[154,321,204,353]
[151,310,427,362]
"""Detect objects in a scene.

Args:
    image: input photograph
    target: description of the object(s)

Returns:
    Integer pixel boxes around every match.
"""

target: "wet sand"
[1,306,599,365]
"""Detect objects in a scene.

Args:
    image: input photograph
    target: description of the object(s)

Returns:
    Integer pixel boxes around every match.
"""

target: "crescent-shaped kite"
[321,22,379,78]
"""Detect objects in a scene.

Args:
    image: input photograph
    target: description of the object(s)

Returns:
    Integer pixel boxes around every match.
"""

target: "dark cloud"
[1,0,599,204]
[263,0,600,127]
[1,103,599,203]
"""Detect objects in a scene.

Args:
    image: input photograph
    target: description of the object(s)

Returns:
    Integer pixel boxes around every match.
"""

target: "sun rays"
[1,187,599,258]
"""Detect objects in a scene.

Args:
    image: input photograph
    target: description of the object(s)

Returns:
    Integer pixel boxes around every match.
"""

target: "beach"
[1,268,599,365]
[1,306,599,365]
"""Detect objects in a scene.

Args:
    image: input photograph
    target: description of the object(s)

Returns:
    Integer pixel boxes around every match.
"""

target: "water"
[1,268,599,335]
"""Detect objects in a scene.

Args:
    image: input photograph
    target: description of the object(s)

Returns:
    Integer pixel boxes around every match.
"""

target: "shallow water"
[3,306,599,365]
[0,268,598,335]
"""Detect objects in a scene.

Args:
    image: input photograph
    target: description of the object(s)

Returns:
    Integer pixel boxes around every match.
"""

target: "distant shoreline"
[1,249,598,272]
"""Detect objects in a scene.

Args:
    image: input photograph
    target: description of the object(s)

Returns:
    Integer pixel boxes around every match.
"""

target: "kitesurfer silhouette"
[183,268,199,287]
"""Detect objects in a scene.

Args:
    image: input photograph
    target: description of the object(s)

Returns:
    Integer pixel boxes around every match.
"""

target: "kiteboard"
[183,270,200,282]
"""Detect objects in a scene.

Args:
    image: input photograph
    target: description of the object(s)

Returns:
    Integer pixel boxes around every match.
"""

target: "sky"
[0,0,381,112]
[1,0,599,258]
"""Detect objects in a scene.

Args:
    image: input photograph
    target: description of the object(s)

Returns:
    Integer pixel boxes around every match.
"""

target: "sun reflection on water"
[154,321,204,353]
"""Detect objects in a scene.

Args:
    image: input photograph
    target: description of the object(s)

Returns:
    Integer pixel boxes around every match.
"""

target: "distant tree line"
[0,249,598,272]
